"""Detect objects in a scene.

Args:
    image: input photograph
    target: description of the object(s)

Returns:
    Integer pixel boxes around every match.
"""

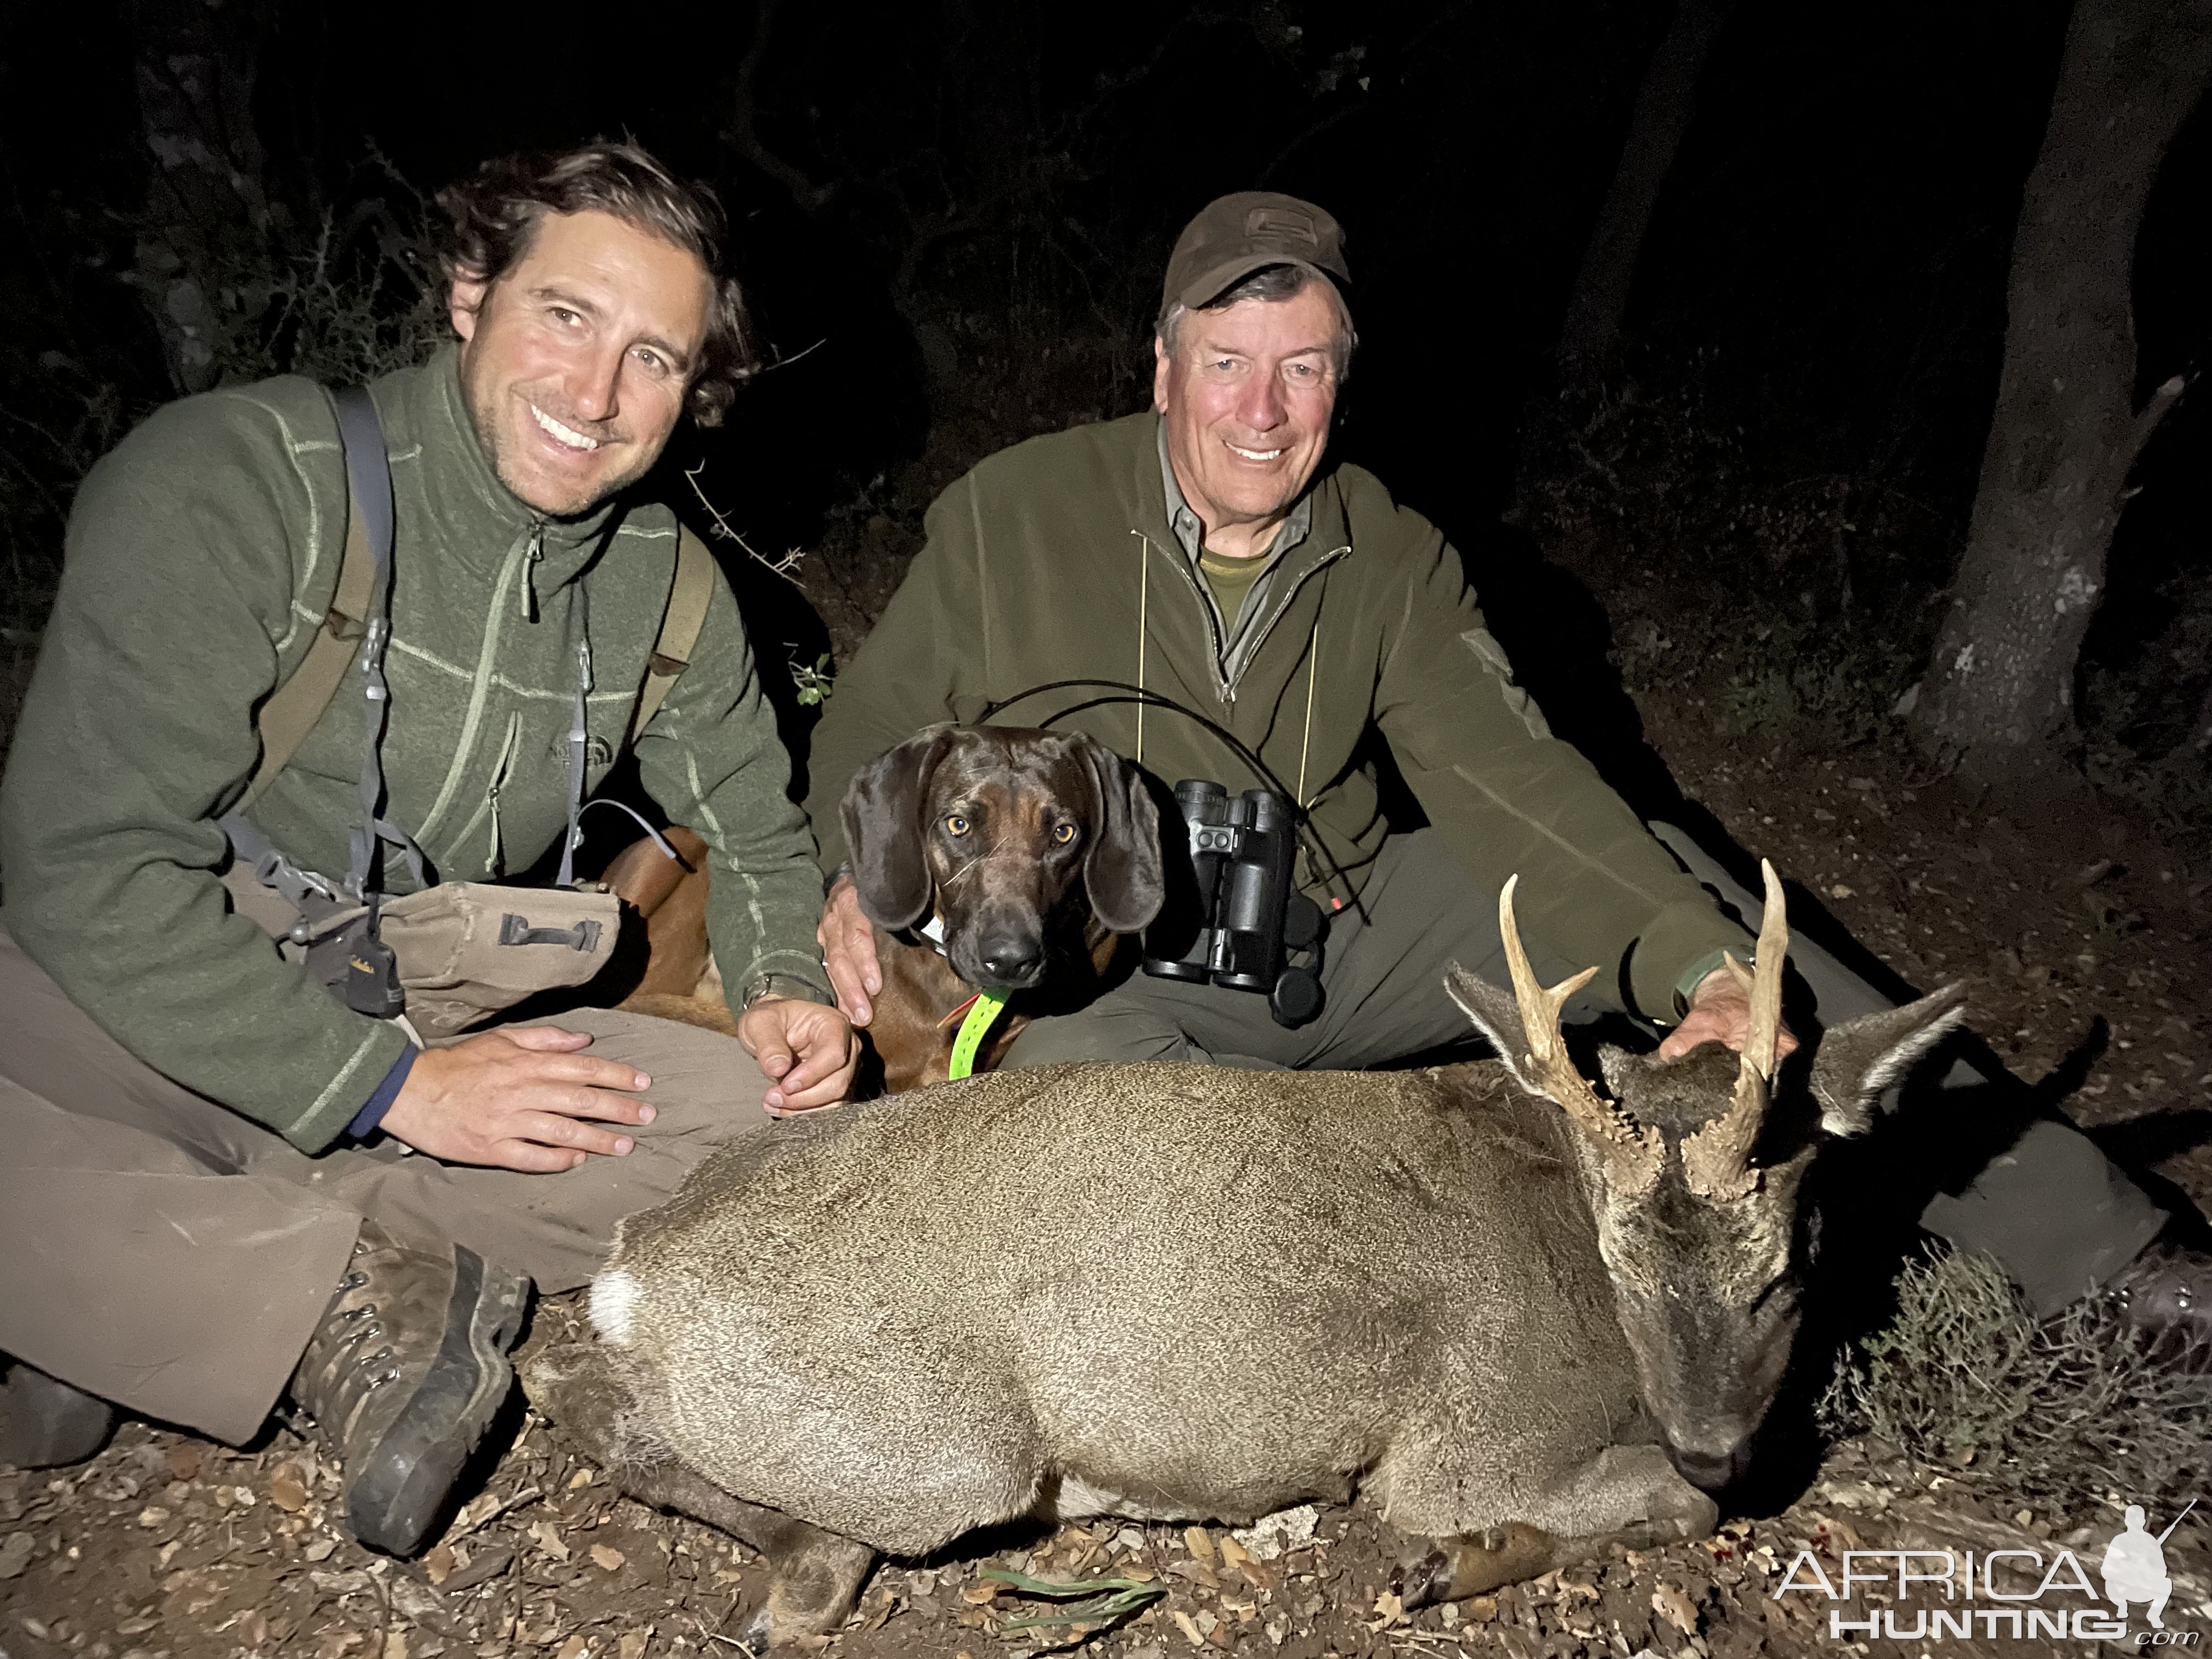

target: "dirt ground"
[5,693,2210,1659]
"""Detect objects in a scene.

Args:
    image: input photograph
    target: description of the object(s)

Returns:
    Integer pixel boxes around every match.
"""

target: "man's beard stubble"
[461,371,653,521]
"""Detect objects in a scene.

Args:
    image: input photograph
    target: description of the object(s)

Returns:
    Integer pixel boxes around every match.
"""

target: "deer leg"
[1390,1510,1709,1610]
[521,1341,876,1649]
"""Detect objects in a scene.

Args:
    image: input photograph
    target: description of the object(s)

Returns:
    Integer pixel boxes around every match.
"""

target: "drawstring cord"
[1296,611,1319,810]
[555,629,593,889]
[1132,531,1149,768]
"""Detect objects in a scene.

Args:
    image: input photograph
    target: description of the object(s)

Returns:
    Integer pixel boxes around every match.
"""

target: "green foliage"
[789,651,836,707]
[976,1565,1166,1636]
[1820,1247,2212,1511]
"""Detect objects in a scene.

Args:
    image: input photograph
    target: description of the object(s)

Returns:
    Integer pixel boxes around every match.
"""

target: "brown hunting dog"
[601,725,1165,1092]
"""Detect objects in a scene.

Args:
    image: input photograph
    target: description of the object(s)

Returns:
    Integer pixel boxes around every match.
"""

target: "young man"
[0,144,857,1553]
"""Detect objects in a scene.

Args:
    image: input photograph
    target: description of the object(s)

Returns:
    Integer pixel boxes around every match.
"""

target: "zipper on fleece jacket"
[1232,545,1348,696]
[521,521,546,622]
[1148,538,1351,706]
[481,710,524,877]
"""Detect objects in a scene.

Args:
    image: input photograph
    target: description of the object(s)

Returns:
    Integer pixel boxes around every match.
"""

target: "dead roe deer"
[523,864,1966,1647]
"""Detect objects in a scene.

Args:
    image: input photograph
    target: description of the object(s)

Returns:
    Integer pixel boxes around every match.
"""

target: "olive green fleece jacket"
[807,410,1745,1022]
[0,346,827,1152]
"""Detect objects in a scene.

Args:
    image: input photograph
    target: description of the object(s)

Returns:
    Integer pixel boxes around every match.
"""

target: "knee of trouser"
[1003,1013,1204,1069]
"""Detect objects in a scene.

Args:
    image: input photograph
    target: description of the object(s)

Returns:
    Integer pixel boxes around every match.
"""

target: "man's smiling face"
[450,208,714,518]
[1153,280,1344,556]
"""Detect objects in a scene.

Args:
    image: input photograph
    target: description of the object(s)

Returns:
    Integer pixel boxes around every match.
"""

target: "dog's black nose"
[977,937,1046,988]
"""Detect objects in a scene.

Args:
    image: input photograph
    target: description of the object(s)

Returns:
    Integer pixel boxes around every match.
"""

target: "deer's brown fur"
[524,867,1967,1649]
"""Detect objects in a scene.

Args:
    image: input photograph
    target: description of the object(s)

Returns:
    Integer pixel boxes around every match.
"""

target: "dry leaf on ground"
[1654,1582,1700,1634]
[267,1463,308,1512]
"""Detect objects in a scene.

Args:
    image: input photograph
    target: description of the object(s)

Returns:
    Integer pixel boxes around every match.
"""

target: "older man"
[809,191,2205,1357]
[0,145,855,1551]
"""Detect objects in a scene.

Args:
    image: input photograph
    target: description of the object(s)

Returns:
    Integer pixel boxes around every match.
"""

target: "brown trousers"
[0,923,776,1444]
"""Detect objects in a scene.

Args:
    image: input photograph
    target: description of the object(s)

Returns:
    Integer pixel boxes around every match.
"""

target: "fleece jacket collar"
[1130,411,1352,700]
[389,344,625,592]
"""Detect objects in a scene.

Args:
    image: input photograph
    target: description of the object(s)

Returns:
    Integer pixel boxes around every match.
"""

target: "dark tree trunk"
[1911,0,2212,781]
[1556,0,1735,373]
[129,0,270,394]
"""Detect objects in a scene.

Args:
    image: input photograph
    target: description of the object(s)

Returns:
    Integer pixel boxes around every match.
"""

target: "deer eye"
[1052,823,1079,846]
[945,814,970,837]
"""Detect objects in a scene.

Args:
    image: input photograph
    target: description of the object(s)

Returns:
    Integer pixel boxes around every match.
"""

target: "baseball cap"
[1159,191,1351,324]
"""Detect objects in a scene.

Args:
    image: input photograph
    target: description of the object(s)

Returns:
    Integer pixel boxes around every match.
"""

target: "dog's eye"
[1052,823,1079,846]
[944,814,969,837]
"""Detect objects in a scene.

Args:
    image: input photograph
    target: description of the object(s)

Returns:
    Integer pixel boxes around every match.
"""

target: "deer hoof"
[732,1606,772,1655]
[1392,1523,1555,1606]
[1389,1546,1453,1610]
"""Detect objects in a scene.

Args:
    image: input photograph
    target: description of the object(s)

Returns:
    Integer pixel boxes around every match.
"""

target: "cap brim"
[1167,255,1344,320]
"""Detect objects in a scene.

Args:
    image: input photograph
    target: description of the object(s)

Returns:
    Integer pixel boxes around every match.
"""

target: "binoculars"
[1142,780,1325,1028]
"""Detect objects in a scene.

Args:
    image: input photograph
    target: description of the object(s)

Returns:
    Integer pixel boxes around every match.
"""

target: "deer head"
[1446,864,1967,1491]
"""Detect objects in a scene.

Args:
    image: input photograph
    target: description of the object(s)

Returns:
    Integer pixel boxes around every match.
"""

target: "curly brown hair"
[436,143,759,427]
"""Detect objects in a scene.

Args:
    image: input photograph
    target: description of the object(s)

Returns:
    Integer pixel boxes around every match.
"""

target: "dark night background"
[3,0,2210,828]
[7,9,2212,1649]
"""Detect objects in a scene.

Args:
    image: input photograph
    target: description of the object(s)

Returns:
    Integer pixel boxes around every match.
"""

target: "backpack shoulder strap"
[235,391,384,815]
[627,524,716,747]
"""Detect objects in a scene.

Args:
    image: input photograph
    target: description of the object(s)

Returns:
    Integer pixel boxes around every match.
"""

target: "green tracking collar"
[947,990,1008,1080]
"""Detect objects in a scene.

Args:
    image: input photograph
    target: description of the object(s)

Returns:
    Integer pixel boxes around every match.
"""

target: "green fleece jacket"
[0,346,827,1151]
[806,411,1743,1021]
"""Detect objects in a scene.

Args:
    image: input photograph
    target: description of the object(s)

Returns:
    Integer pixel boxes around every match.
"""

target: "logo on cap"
[1246,207,1318,245]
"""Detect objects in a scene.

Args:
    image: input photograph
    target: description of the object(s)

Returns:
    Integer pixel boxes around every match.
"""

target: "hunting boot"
[0,1358,116,1469]
[291,1219,531,1556]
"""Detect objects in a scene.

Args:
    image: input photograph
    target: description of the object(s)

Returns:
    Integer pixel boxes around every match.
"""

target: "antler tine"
[1683,859,1791,1200]
[1745,858,1788,1082]
[1497,877,1659,1187]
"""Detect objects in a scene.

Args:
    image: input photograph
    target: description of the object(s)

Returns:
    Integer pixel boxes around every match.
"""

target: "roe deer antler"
[1680,860,1788,1200]
[1498,875,1662,1192]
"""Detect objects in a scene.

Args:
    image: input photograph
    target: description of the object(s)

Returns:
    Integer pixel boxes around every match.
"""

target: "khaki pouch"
[221,866,620,1037]
[372,882,619,1037]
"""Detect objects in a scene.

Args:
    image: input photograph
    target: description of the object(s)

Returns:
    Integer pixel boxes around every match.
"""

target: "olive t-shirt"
[1197,547,1268,634]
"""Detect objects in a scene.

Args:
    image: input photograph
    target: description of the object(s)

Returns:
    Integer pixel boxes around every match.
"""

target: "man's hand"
[380,1026,654,1171]
[817,876,883,1026]
[738,995,860,1115]
[1656,966,1802,1064]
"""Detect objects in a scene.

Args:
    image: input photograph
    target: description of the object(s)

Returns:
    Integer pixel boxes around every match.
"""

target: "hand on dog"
[741,995,861,1115]
[381,1026,656,1171]
[817,876,883,1026]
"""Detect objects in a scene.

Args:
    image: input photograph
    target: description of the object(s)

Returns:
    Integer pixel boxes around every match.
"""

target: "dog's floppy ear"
[1070,733,1166,934]
[840,724,956,931]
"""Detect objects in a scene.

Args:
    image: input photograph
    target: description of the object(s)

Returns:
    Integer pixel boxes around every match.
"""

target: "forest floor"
[5,684,2212,1659]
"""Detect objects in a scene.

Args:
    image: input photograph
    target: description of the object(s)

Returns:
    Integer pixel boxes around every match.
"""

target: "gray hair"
[1158,264,1357,381]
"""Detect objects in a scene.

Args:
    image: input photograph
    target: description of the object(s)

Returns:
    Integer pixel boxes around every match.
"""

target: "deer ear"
[1807,983,1970,1136]
[1071,735,1166,934]
[1444,963,1548,1099]
[840,725,956,932]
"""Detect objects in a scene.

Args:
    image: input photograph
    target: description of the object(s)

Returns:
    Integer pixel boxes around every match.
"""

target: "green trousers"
[1007,825,2166,1314]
